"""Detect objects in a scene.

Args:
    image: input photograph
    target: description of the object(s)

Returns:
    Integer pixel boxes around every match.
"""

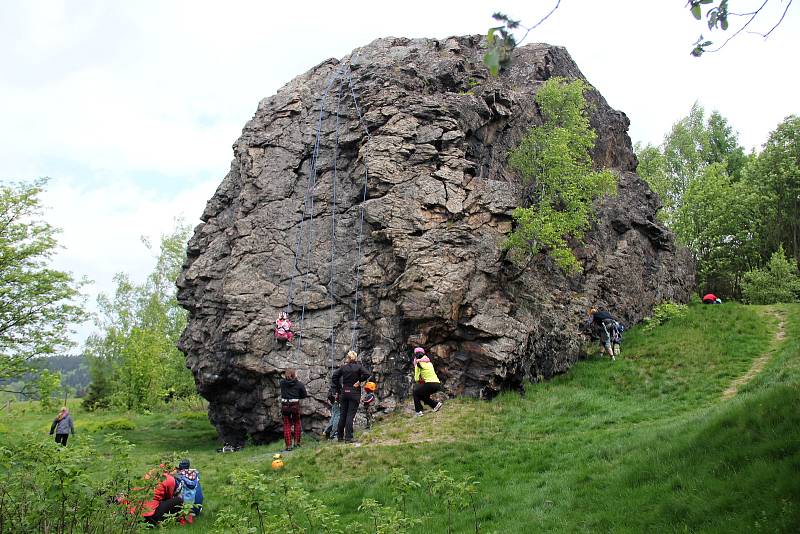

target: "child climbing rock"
[279,368,307,451]
[275,311,294,346]
[412,347,443,416]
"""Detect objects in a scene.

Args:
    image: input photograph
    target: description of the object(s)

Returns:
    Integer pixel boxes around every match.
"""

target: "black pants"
[54,433,69,446]
[337,394,360,441]
[143,496,184,524]
[413,382,442,412]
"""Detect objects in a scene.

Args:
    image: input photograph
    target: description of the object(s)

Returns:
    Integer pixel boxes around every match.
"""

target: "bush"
[0,433,177,533]
[742,246,800,304]
[643,301,688,331]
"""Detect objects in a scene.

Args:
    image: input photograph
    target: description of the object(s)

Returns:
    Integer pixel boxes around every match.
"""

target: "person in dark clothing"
[588,307,620,360]
[49,406,75,446]
[329,350,370,443]
[279,369,307,451]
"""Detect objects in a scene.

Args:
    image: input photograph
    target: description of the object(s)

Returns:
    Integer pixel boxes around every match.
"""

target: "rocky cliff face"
[177,36,694,444]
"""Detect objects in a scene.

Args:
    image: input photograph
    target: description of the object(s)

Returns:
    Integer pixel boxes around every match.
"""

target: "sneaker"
[283,446,293,452]
[414,411,424,417]
[433,401,443,412]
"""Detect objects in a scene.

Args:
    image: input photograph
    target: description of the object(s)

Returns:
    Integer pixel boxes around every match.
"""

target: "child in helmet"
[275,311,294,346]
[362,381,377,429]
[412,347,443,416]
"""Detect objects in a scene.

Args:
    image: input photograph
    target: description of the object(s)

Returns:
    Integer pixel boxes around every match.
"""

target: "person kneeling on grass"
[412,347,443,417]
[117,467,184,525]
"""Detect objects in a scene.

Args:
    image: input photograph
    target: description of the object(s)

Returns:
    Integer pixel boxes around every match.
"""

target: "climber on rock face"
[588,307,623,360]
[279,368,307,451]
[275,311,294,346]
[329,350,370,443]
[412,347,443,416]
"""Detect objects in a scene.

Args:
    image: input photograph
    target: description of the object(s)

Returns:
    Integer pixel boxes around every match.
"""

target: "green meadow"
[2,303,798,532]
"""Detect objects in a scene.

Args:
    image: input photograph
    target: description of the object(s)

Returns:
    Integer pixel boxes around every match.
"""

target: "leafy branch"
[484,2,561,76]
[689,0,793,56]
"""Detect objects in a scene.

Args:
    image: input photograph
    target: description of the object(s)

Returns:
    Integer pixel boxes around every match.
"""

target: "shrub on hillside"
[742,247,800,304]
[0,433,174,532]
[643,301,688,331]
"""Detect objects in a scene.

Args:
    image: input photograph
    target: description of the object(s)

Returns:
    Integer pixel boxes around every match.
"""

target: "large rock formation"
[177,36,694,444]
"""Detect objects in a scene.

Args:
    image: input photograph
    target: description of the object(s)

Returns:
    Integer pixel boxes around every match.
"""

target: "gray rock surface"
[177,36,694,444]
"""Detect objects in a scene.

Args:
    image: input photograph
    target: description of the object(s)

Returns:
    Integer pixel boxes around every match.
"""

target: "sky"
[0,0,797,346]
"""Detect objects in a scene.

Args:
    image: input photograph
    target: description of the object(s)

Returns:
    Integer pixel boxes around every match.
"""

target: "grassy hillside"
[2,303,798,532]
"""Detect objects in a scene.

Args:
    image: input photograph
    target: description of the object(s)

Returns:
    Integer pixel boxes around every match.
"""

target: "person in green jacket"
[412,347,443,416]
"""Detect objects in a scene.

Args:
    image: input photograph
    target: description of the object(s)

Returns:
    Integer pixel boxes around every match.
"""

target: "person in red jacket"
[138,469,184,525]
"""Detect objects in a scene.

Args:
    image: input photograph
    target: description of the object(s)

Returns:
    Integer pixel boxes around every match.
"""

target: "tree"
[673,163,761,296]
[636,104,748,225]
[84,221,195,411]
[0,179,86,385]
[741,246,800,304]
[505,77,616,274]
[751,115,800,265]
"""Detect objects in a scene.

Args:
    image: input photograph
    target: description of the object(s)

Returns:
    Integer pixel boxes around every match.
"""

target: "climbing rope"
[280,58,372,360]
[345,65,372,352]
[285,64,345,351]
[326,79,344,371]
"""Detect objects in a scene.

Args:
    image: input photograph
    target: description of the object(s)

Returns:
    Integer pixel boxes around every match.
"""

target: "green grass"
[2,303,798,532]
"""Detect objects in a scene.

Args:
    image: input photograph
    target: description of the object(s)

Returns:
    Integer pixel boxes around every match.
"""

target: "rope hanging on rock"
[282,59,371,361]
[326,79,344,372]
[286,64,344,352]
[345,65,372,353]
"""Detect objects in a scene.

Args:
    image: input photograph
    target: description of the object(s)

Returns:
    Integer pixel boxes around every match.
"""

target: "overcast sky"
[1,0,797,345]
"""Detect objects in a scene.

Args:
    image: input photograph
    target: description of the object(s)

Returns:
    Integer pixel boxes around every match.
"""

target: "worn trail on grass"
[722,306,787,400]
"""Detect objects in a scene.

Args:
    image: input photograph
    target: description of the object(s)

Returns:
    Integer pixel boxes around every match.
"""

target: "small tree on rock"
[505,77,616,274]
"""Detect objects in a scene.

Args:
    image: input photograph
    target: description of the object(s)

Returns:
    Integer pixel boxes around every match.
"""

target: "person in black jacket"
[588,307,620,360]
[329,350,370,443]
[279,369,307,451]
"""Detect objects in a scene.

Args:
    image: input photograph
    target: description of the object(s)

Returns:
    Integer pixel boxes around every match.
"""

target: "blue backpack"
[175,469,203,515]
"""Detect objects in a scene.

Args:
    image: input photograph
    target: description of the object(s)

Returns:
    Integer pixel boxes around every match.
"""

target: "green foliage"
[742,247,800,304]
[751,115,800,265]
[484,13,519,76]
[85,222,195,412]
[0,432,166,533]
[673,162,761,296]
[505,77,616,273]
[0,179,87,383]
[642,301,688,332]
[213,470,346,533]
[635,104,777,298]
[688,1,793,56]
[35,369,61,409]
[82,416,137,432]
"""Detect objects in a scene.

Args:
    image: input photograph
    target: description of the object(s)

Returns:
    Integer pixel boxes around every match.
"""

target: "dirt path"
[722,307,787,400]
